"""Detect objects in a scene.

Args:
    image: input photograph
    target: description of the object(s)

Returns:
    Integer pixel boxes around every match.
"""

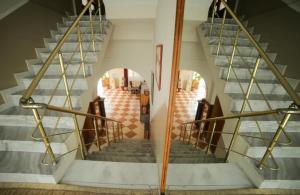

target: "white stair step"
[210,44,267,57]
[230,99,293,112]
[10,89,83,108]
[0,107,75,128]
[21,75,88,90]
[63,20,103,27]
[239,120,300,133]
[30,61,93,76]
[203,26,256,39]
[0,126,70,153]
[0,151,57,183]
[215,55,279,69]
[45,40,103,52]
[202,22,245,31]
[58,26,104,35]
[224,80,288,95]
[206,36,264,47]
[219,66,277,81]
[207,17,236,24]
[36,49,98,63]
[258,158,300,182]
[51,31,105,42]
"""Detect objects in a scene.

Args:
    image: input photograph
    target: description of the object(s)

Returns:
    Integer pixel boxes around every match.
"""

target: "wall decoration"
[155,44,163,90]
[151,72,154,105]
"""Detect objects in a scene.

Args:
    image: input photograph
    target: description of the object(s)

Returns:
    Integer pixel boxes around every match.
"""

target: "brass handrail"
[181,107,298,125]
[20,0,94,104]
[218,0,300,106]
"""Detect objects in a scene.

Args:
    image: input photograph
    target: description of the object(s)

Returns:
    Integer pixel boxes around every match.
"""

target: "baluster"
[105,120,110,144]
[226,28,241,81]
[216,9,227,56]
[206,121,216,154]
[98,0,103,34]
[183,124,187,143]
[258,104,295,169]
[225,56,261,161]
[31,99,57,165]
[209,0,217,36]
[188,123,194,144]
[93,117,101,151]
[58,52,86,159]
[77,25,86,78]
[89,5,96,52]
[112,121,116,142]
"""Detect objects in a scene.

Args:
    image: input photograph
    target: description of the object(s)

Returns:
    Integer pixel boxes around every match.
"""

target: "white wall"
[105,0,212,21]
[150,0,177,186]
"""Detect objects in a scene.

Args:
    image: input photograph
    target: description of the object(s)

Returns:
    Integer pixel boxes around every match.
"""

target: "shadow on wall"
[237,0,300,83]
[0,0,74,104]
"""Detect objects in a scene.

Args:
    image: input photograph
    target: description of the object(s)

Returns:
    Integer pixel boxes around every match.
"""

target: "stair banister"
[218,0,300,106]
[20,0,94,105]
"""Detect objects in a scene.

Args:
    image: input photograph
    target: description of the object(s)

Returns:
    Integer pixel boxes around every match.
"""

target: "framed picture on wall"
[155,44,163,90]
[151,72,154,105]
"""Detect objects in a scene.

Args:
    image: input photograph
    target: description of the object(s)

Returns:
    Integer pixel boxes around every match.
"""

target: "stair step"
[224,80,290,95]
[258,158,300,181]
[10,89,83,108]
[52,31,105,42]
[21,75,88,90]
[219,66,278,81]
[36,49,98,63]
[31,62,93,76]
[239,119,300,133]
[206,36,264,47]
[58,26,105,34]
[214,55,278,69]
[230,98,293,112]
[45,40,103,52]
[87,153,156,163]
[210,44,267,57]
[202,22,241,31]
[207,17,236,24]
[203,26,256,39]
[0,151,57,183]
[0,107,75,128]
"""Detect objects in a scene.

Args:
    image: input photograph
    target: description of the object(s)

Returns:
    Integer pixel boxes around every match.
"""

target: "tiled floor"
[172,90,206,140]
[99,88,204,141]
[102,88,144,140]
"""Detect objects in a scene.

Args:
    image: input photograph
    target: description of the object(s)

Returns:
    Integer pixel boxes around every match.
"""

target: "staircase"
[169,140,223,163]
[0,15,110,183]
[201,17,300,187]
[87,140,155,163]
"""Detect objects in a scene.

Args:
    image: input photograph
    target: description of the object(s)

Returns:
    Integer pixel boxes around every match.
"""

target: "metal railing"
[179,0,300,170]
[19,0,123,165]
[179,107,300,170]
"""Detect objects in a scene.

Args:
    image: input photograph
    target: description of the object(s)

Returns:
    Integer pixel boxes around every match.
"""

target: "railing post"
[206,121,216,154]
[209,0,217,36]
[183,124,187,143]
[225,56,261,161]
[98,0,104,34]
[89,5,96,52]
[216,9,227,56]
[188,123,194,144]
[258,104,295,169]
[226,27,241,81]
[58,52,86,160]
[105,120,110,144]
[77,25,86,78]
[195,121,202,148]
[31,103,57,165]
[93,117,101,151]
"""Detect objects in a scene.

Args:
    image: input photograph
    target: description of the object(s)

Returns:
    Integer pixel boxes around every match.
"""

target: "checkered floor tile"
[102,88,144,140]
[172,90,205,140]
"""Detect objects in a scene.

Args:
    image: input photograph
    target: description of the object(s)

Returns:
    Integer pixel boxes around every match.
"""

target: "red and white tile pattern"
[172,90,206,139]
[102,88,144,140]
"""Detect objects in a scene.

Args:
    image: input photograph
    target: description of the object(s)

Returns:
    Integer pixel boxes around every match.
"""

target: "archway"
[172,70,207,139]
[97,68,150,140]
